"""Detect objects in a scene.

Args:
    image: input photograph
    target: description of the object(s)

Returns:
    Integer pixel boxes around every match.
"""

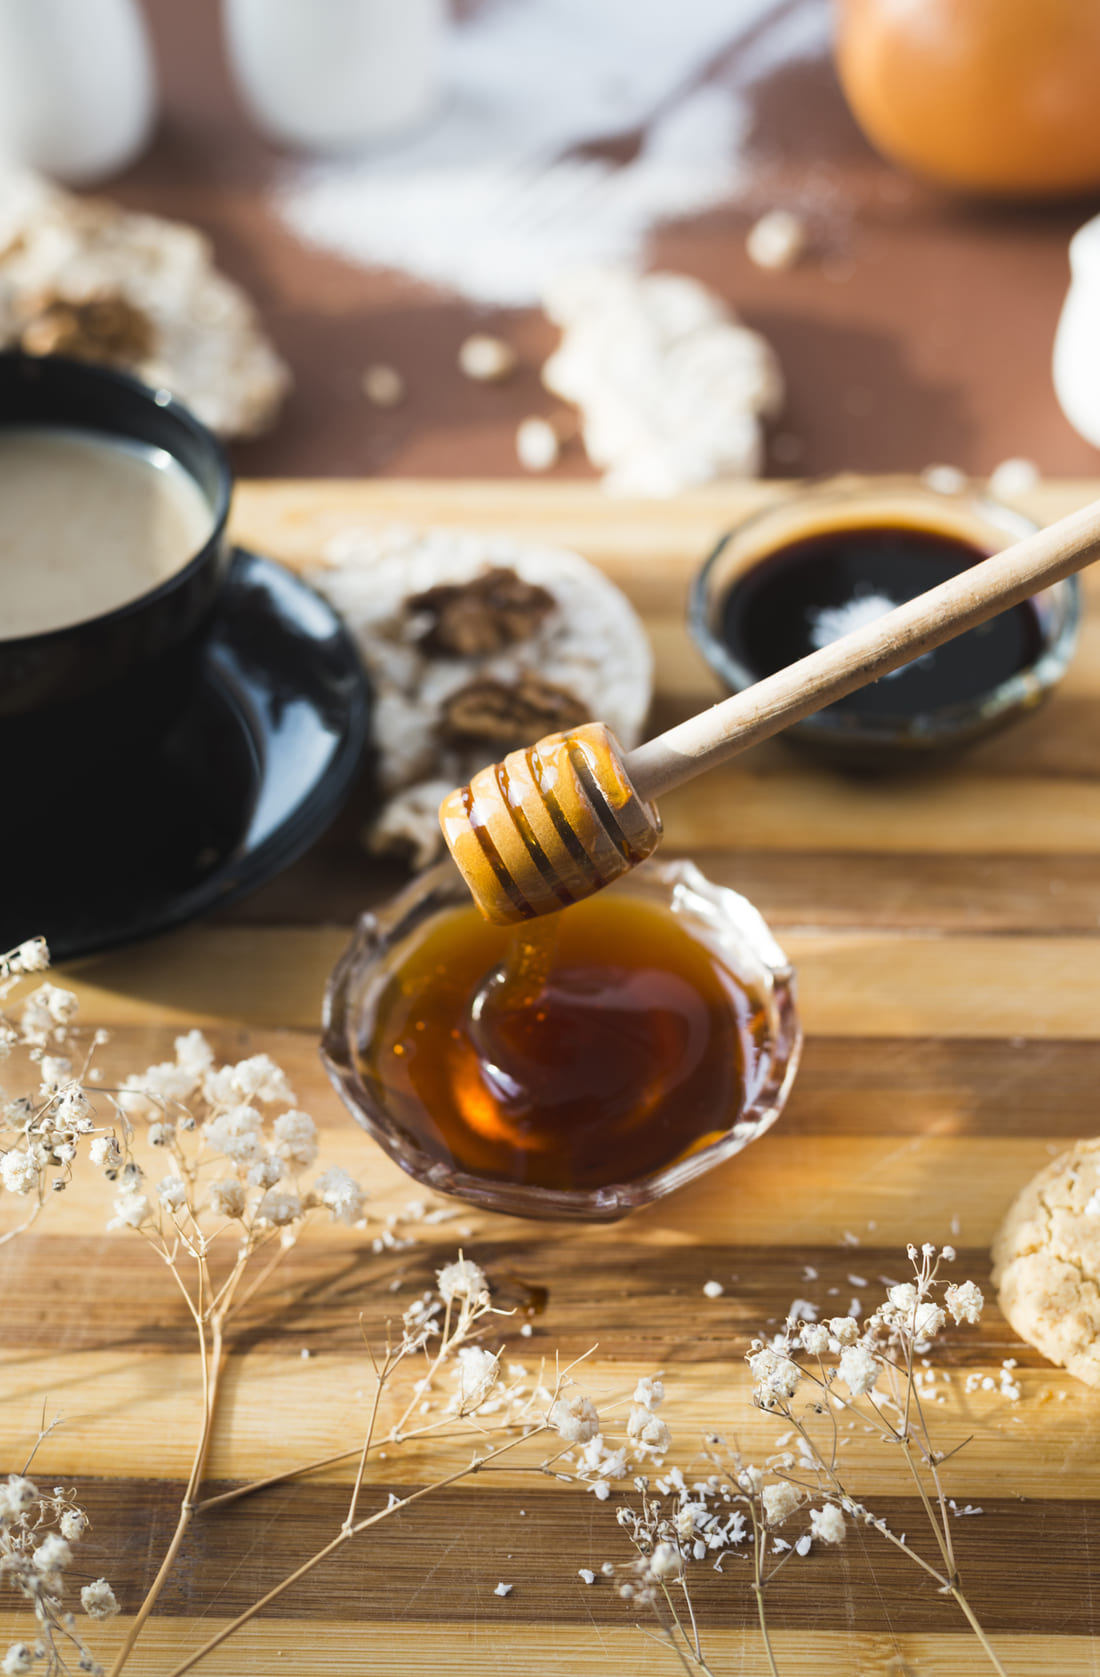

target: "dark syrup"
[354,894,768,1193]
[721,524,1043,717]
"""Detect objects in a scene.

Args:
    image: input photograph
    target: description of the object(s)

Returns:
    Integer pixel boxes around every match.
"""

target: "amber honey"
[353,891,770,1193]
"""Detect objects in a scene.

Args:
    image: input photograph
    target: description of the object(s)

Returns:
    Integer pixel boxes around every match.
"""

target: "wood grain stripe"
[58,926,1100,1038]
[1,1478,1094,1637]
[3,1619,1093,1677]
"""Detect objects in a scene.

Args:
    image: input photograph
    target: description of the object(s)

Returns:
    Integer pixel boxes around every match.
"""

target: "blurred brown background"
[117,0,1100,482]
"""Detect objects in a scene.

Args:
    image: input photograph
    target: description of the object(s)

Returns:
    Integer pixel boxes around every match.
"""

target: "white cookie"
[306,524,654,866]
[991,1137,1100,1387]
[0,166,290,438]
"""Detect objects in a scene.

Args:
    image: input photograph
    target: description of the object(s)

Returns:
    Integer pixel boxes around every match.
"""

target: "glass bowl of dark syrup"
[690,476,1081,767]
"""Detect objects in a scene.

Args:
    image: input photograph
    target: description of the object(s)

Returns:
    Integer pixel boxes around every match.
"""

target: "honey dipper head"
[438,721,662,924]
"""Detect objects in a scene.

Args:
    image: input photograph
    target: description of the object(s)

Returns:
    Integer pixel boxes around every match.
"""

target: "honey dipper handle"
[625,495,1100,801]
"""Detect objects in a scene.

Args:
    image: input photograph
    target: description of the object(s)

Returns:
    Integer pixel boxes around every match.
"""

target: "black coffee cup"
[0,352,232,788]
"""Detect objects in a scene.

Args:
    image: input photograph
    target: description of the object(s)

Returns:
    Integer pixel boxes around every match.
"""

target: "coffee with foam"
[0,426,214,640]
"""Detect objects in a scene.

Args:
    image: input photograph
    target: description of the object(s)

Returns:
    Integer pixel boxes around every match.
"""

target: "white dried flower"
[738,1465,764,1495]
[748,1345,801,1402]
[887,1282,918,1316]
[632,1375,664,1411]
[174,1030,214,1075]
[255,1188,302,1227]
[0,1150,38,1195]
[246,1154,283,1190]
[436,1257,488,1305]
[156,1176,188,1212]
[313,1165,365,1224]
[828,1316,860,1346]
[272,1109,319,1169]
[40,986,78,1025]
[913,1302,946,1340]
[944,1281,984,1326]
[626,1406,671,1455]
[39,1055,73,1088]
[80,1578,120,1619]
[55,1088,92,1129]
[59,1509,87,1541]
[838,1344,879,1398]
[550,1392,600,1444]
[208,1178,246,1219]
[11,938,49,974]
[810,1504,846,1545]
[89,1136,123,1172]
[203,1105,265,1164]
[146,1122,175,1149]
[762,1481,802,1525]
[32,1533,72,1575]
[204,1054,293,1108]
[0,1477,38,1521]
[108,1188,152,1230]
[454,1345,500,1410]
[2,1646,34,1676]
[648,1540,683,1581]
[800,1322,830,1356]
[458,333,517,383]
[117,1060,198,1118]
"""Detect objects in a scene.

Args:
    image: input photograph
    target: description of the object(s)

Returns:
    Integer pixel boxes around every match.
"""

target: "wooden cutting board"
[3,478,1100,1677]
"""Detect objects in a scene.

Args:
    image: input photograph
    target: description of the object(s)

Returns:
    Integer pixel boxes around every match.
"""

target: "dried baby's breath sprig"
[152,1284,602,1677]
[82,1031,369,1677]
[0,942,116,1247]
[0,1422,118,1677]
[734,1243,1003,1677]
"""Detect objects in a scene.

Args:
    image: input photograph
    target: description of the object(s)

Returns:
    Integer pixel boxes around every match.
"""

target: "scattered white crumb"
[989,457,1040,499]
[795,1534,812,1557]
[459,333,517,382]
[703,1280,725,1299]
[494,1582,513,1597]
[299,1348,311,1360]
[746,208,807,271]
[362,363,405,407]
[788,1298,818,1322]
[841,1231,860,1247]
[847,1275,868,1288]
[922,463,967,495]
[516,415,560,471]
[578,1568,596,1584]
[520,1323,533,1338]
[948,1500,984,1517]
[802,1264,819,1282]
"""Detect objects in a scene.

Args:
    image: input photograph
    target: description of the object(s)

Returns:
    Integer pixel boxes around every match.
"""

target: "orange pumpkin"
[835,0,1100,197]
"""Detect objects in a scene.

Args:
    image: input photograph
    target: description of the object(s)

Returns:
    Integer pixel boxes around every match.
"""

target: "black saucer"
[6,551,371,962]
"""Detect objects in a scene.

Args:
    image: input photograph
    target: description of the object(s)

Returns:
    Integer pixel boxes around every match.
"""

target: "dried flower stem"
[160,1424,550,1677]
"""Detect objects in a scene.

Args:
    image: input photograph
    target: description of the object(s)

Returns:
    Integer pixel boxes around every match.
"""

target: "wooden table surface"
[3,478,1100,1676]
[117,0,1100,483]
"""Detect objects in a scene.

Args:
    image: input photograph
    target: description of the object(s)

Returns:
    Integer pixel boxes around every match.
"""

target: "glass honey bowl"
[321,857,801,1222]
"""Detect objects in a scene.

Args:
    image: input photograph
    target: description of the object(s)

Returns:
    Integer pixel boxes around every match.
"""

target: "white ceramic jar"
[1054,213,1100,451]
[0,0,156,185]
[224,0,446,152]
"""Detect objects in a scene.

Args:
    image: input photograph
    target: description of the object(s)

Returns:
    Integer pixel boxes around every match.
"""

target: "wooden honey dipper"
[439,496,1100,924]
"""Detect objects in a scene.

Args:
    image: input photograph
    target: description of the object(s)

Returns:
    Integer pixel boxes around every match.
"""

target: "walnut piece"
[408,567,556,658]
[18,291,154,363]
[441,672,589,749]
